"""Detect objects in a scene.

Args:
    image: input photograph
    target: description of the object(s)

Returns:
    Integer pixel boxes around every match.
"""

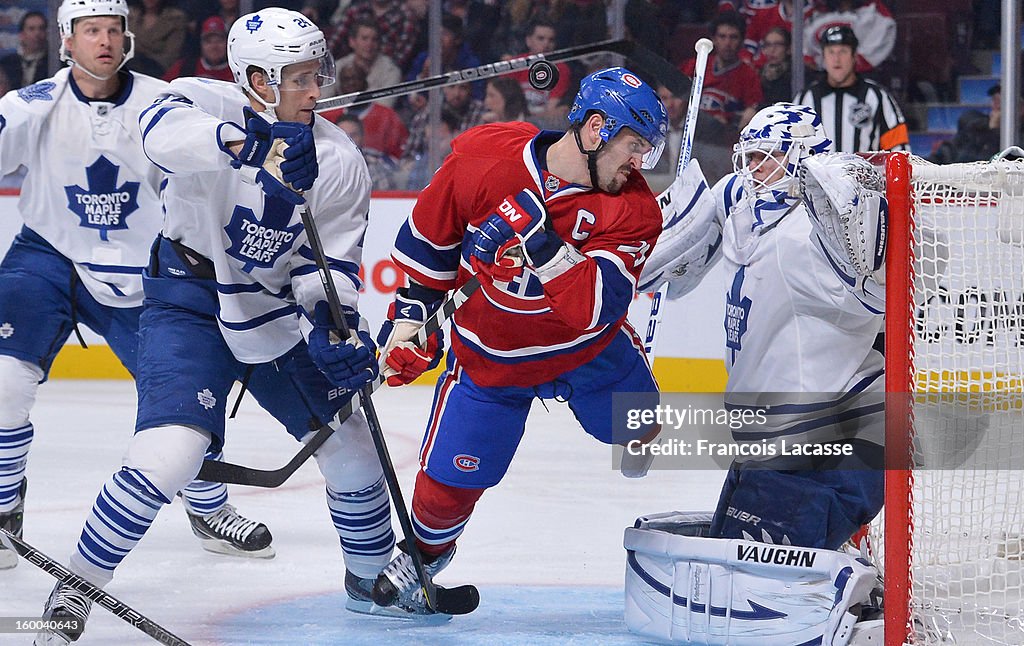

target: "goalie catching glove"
[799,153,888,278]
[470,189,577,281]
[377,284,446,387]
[231,107,319,205]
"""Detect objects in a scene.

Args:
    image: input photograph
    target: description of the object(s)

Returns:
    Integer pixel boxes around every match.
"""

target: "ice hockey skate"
[34,581,91,645]
[344,569,449,621]
[0,478,25,569]
[371,540,455,616]
[186,503,275,559]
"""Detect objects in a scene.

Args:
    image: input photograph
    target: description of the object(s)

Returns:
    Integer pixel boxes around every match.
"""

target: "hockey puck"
[528,61,559,91]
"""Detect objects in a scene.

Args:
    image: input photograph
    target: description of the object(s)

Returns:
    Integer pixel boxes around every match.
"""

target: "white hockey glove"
[639,159,723,299]
[800,153,888,278]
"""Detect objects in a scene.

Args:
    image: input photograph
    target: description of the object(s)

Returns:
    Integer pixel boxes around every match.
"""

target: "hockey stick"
[642,38,713,356]
[195,277,481,488]
[0,529,190,646]
[314,38,690,113]
[295,202,478,615]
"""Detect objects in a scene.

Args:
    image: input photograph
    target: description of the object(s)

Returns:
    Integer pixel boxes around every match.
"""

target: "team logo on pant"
[224,199,302,272]
[0,322,12,339]
[197,388,217,410]
[453,454,480,472]
[65,156,141,241]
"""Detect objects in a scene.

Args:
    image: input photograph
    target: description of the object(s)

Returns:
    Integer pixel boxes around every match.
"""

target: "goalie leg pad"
[709,467,884,550]
[624,513,878,646]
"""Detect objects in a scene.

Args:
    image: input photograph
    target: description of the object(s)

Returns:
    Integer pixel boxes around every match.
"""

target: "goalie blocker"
[624,511,882,646]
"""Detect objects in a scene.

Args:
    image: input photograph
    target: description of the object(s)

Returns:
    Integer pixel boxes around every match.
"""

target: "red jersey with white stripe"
[391,122,661,387]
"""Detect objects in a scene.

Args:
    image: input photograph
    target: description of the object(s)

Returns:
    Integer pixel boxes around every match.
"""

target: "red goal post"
[874,151,1024,646]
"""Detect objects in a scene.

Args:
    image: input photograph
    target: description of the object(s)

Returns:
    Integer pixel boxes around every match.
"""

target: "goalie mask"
[58,0,135,79]
[568,67,668,171]
[733,102,832,201]
[227,9,336,112]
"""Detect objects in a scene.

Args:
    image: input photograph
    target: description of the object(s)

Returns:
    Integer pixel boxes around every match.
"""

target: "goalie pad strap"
[624,512,876,646]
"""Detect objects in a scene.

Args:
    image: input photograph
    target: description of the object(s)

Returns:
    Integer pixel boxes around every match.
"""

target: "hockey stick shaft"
[195,277,481,488]
[0,529,190,646]
[643,39,713,356]
[314,38,690,112]
[295,204,442,612]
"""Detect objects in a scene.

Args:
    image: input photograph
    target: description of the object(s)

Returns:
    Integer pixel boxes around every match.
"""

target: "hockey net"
[876,152,1024,645]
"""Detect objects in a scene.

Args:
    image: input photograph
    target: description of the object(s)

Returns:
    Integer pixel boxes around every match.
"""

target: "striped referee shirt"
[794,77,909,153]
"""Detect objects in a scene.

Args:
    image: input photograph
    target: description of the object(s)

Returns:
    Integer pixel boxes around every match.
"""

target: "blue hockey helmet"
[567,67,668,170]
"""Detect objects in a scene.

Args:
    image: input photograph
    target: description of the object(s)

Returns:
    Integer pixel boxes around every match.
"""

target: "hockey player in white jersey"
[34,8,419,644]
[625,103,886,644]
[0,0,272,574]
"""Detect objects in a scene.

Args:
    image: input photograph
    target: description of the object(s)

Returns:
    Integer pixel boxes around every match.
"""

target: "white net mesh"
[875,155,1024,645]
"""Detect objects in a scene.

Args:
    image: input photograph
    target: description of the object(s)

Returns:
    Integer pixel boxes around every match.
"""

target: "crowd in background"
[0,0,1015,191]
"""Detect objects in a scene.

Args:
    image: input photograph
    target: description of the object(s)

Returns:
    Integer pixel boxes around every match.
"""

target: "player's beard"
[601,163,633,194]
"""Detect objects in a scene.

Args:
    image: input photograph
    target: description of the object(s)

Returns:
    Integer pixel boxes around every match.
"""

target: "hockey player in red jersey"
[371,67,669,611]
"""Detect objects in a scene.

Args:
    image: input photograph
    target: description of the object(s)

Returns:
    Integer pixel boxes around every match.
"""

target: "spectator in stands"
[644,83,734,191]
[683,12,762,137]
[129,0,189,76]
[399,106,462,190]
[0,12,48,90]
[405,13,484,100]
[321,63,409,159]
[162,16,232,82]
[804,0,895,74]
[794,25,908,152]
[505,19,572,128]
[327,19,401,107]
[482,77,528,124]
[329,0,422,73]
[758,27,792,107]
[403,81,484,162]
[929,109,1000,165]
[445,0,503,64]
[551,0,608,49]
[743,0,813,60]
[334,113,400,190]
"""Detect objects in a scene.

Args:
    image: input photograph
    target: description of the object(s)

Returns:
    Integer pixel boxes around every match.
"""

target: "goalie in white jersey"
[0,0,271,574]
[625,103,886,645]
[36,8,417,644]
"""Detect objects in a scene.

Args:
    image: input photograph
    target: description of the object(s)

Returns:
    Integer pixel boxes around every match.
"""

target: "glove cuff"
[533,241,587,283]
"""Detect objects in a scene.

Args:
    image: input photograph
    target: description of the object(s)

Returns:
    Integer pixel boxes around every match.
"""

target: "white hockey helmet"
[732,102,832,199]
[227,9,335,110]
[57,0,135,73]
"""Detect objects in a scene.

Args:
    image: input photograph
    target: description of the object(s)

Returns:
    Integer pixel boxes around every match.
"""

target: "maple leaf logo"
[64,156,140,241]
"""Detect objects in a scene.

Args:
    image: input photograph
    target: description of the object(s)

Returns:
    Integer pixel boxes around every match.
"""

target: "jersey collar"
[68,69,133,107]
[524,129,590,201]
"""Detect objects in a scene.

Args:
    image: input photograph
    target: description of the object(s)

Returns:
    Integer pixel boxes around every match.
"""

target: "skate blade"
[33,630,72,646]
[345,597,452,623]
[196,538,276,560]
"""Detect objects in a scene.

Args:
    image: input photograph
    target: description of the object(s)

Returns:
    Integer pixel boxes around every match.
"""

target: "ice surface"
[2,381,723,645]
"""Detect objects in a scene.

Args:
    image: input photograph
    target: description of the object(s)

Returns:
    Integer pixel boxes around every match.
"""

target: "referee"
[794,25,909,153]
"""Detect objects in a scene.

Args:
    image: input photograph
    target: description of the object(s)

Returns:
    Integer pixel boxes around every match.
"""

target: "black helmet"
[819,25,858,50]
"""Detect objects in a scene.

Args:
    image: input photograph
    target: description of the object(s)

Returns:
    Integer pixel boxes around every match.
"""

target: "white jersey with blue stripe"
[139,78,371,363]
[0,68,169,307]
[713,173,885,449]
